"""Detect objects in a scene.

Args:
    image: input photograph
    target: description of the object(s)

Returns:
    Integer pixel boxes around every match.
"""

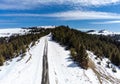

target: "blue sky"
[0,0,120,32]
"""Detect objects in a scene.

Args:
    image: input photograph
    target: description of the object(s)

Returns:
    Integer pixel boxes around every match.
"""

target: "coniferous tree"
[0,55,4,66]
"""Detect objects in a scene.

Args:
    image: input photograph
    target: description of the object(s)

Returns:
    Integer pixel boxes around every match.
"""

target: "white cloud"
[0,0,120,9]
[91,20,120,24]
[43,10,120,20]
[1,10,120,20]
[74,0,120,6]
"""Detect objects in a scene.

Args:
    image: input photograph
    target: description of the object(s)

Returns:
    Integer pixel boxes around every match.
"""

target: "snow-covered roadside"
[0,36,45,84]
[87,51,120,84]
[47,37,99,84]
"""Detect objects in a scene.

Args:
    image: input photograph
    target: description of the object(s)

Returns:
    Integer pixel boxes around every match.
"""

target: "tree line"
[51,26,120,69]
[0,28,49,66]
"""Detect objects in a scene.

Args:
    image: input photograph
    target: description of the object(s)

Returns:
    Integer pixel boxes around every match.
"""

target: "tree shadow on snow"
[67,62,79,68]
[66,57,80,68]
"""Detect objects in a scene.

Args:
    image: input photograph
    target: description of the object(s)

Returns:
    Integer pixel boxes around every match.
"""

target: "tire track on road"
[41,38,49,84]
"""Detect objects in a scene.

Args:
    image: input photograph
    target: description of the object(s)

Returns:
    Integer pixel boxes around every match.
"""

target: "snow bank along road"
[0,36,45,84]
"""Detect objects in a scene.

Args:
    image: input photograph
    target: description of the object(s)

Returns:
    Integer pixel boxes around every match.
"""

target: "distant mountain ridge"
[37,25,56,29]
[87,29,120,35]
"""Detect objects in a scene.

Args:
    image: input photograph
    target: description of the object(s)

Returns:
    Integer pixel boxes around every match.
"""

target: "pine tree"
[70,48,77,60]
[77,44,88,69]
[0,55,4,66]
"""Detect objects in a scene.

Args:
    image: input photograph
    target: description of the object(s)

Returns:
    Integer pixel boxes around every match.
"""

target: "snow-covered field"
[0,28,29,37]
[0,26,56,37]
[0,34,120,84]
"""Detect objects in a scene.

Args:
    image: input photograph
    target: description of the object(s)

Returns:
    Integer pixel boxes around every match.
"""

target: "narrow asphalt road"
[41,38,49,84]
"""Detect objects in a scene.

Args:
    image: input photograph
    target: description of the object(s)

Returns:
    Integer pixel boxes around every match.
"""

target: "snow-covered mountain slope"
[0,28,29,37]
[0,35,120,84]
[87,29,120,35]
[37,25,56,29]
[0,26,55,37]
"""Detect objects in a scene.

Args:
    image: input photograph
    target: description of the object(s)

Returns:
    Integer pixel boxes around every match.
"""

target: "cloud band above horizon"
[1,10,120,20]
[0,0,120,10]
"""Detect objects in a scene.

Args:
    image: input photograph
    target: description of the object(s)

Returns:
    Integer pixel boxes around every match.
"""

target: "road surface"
[41,38,49,84]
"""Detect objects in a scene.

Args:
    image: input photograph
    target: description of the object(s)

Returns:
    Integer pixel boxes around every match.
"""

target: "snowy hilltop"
[87,29,120,35]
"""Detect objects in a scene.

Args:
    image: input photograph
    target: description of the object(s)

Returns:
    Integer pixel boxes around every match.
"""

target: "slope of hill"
[87,29,120,41]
